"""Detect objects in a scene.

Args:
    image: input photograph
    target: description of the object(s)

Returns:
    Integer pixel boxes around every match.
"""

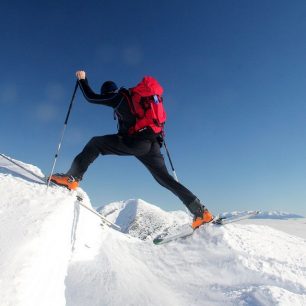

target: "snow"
[1,154,306,306]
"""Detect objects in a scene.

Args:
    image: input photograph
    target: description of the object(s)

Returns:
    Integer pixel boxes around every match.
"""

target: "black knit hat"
[101,81,118,94]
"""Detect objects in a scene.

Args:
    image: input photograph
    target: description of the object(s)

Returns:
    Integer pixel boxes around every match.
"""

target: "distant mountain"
[98,199,190,240]
[220,210,304,220]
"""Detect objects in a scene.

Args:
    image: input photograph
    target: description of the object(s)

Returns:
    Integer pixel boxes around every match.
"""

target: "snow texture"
[0,154,306,306]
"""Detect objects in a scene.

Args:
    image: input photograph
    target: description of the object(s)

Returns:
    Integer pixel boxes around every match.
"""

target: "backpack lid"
[132,76,163,97]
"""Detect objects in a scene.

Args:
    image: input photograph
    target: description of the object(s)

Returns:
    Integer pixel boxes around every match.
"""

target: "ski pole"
[0,153,45,182]
[77,201,121,230]
[163,139,192,218]
[47,81,79,189]
[163,139,179,182]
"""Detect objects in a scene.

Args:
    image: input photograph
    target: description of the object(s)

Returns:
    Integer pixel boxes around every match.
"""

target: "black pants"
[66,134,197,208]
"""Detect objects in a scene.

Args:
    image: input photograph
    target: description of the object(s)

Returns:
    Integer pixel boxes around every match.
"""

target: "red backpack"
[123,76,167,135]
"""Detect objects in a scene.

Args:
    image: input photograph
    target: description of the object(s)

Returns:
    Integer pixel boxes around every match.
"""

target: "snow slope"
[0,156,77,306]
[1,155,306,306]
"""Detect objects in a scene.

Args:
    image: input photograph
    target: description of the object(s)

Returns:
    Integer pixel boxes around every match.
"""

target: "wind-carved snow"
[1,154,306,306]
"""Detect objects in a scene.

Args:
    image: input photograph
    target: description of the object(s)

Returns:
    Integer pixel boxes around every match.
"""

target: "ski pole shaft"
[47,81,79,188]
[163,140,191,217]
[163,139,193,218]
[77,201,121,230]
[0,153,45,182]
[163,139,178,182]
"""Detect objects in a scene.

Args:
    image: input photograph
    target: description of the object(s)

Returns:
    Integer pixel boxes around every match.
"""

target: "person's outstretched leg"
[137,142,213,227]
[51,134,151,189]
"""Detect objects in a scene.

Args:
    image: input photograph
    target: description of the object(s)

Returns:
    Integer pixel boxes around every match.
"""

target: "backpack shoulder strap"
[119,87,138,116]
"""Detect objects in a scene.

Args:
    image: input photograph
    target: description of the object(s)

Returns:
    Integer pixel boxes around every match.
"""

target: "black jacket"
[78,78,136,135]
[78,79,157,141]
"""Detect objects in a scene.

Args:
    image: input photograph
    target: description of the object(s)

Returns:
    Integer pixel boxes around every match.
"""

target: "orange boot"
[192,209,214,229]
[188,198,214,229]
[49,173,79,190]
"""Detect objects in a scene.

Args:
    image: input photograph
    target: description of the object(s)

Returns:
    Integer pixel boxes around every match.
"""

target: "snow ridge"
[1,155,306,306]
[0,165,77,306]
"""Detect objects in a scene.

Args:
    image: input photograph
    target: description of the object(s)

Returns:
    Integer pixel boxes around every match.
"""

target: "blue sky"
[1,0,306,215]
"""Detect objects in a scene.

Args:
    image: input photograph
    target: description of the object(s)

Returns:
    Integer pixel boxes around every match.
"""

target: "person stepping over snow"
[50,70,213,229]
